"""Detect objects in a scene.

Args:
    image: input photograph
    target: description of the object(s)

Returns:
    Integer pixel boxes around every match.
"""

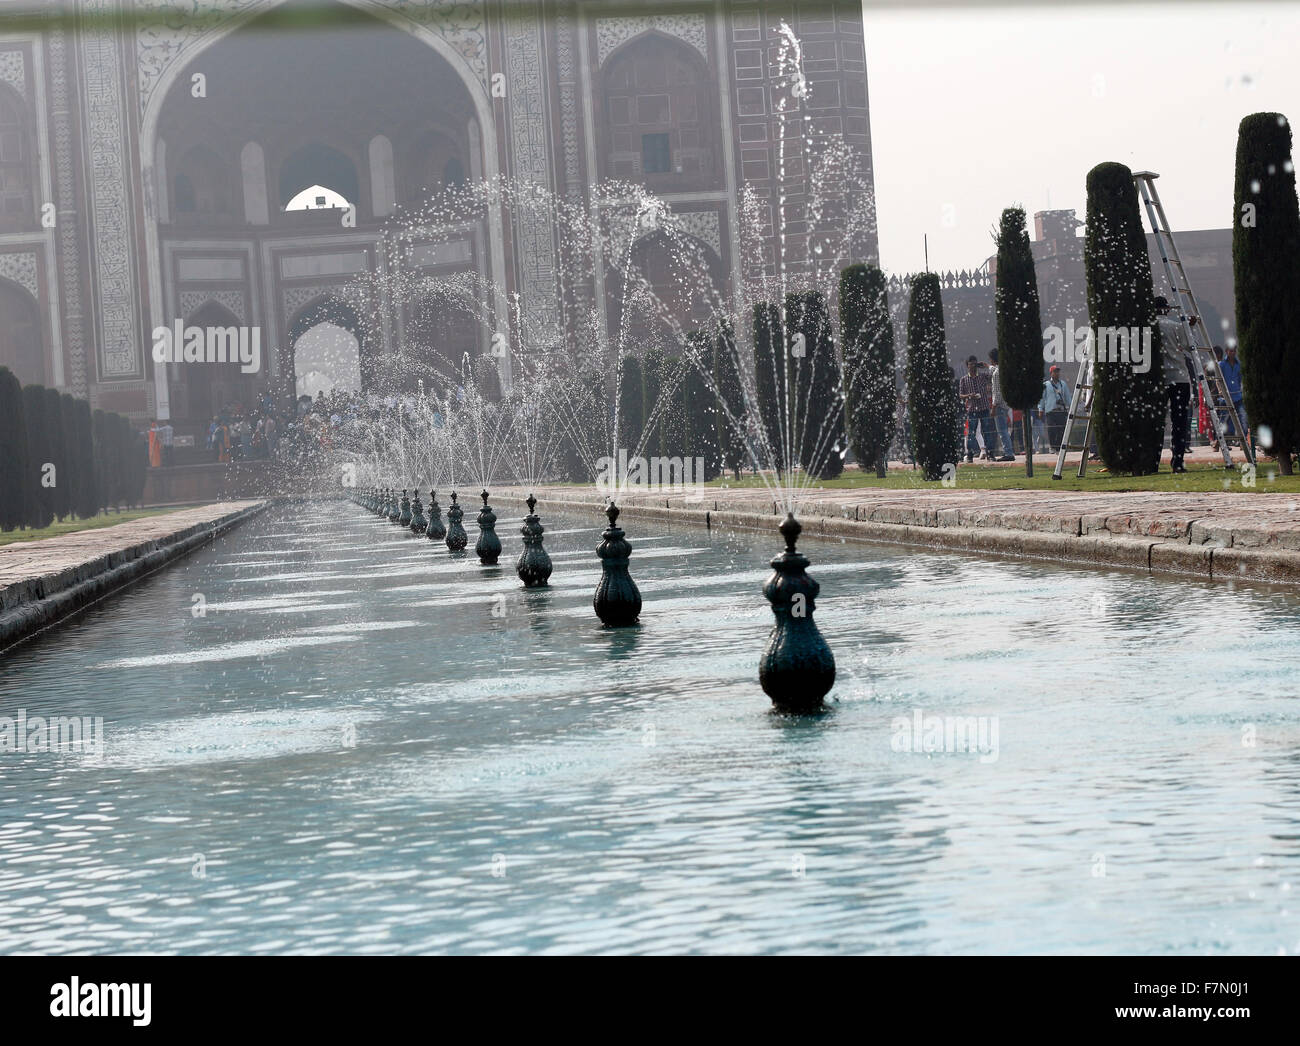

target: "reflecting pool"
[1,501,1297,954]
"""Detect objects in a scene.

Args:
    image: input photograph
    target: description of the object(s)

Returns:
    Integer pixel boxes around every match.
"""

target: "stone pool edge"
[513,492,1300,587]
[0,501,270,653]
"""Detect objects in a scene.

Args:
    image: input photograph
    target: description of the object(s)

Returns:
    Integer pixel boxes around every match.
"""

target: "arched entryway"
[0,278,44,386]
[288,296,366,406]
[142,0,503,422]
[179,302,262,423]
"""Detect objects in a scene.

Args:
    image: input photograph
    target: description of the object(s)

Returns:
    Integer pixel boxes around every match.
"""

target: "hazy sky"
[863,1,1300,273]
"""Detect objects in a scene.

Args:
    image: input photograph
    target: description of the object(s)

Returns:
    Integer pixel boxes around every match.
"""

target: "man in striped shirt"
[958,355,996,464]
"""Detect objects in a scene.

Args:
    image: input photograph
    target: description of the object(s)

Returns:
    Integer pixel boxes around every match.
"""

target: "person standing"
[1219,343,1247,440]
[1155,296,1193,473]
[158,418,174,467]
[958,355,997,464]
[147,420,162,469]
[987,349,1016,460]
[1038,365,1071,452]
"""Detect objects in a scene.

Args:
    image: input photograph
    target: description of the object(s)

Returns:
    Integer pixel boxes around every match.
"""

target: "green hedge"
[1234,112,1300,473]
[840,264,896,478]
[0,367,142,531]
[1085,162,1166,475]
[905,273,961,481]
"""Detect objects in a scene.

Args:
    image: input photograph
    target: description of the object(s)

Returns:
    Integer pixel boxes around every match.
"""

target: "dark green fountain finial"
[759,511,835,712]
[593,500,640,626]
[474,488,502,565]
[780,512,801,554]
[445,491,468,552]
[516,492,552,587]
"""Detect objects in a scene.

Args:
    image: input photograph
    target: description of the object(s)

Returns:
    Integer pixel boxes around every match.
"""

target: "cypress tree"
[752,301,787,475]
[784,290,845,480]
[0,366,30,531]
[839,263,897,478]
[73,401,98,518]
[111,414,131,510]
[1234,112,1300,474]
[44,387,71,520]
[21,383,53,529]
[128,425,148,508]
[712,322,747,479]
[617,354,643,455]
[64,394,90,519]
[905,273,961,482]
[92,410,112,513]
[1084,162,1166,475]
[994,207,1046,477]
[640,344,665,460]
[682,332,721,481]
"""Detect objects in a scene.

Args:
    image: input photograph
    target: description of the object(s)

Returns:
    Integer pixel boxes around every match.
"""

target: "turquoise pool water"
[0,500,1297,954]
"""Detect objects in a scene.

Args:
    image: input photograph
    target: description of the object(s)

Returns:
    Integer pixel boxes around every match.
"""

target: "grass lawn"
[0,506,201,548]
[692,461,1300,495]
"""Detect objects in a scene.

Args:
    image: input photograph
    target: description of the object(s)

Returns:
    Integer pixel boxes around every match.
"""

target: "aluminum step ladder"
[1052,353,1097,480]
[1134,171,1254,469]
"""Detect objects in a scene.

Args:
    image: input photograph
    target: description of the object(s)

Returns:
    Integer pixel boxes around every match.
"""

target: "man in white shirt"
[1038,365,1071,452]
[158,420,174,467]
[987,349,1015,460]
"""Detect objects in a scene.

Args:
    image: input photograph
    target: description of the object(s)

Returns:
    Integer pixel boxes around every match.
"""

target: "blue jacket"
[1220,355,1243,401]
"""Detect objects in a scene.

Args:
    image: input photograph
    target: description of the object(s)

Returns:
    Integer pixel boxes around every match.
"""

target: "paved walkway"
[502,486,1300,586]
[1,501,267,650]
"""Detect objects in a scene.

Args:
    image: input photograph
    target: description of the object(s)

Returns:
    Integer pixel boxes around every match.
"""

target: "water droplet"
[1258,424,1274,449]
[1250,179,1261,193]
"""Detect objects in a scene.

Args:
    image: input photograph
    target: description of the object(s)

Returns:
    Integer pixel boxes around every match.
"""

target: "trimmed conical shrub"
[617,354,643,456]
[995,207,1046,475]
[72,399,97,519]
[21,383,53,528]
[1084,162,1166,475]
[840,263,896,478]
[681,332,721,481]
[783,290,844,480]
[1234,112,1300,474]
[905,273,961,482]
[0,366,30,531]
[44,387,71,520]
[712,322,747,479]
[752,301,787,475]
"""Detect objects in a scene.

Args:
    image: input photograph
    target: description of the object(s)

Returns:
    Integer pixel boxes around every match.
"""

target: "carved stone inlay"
[0,250,39,300]
[673,210,722,258]
[0,49,26,99]
[180,288,246,323]
[607,207,721,261]
[282,282,369,324]
[135,0,490,116]
[595,14,708,66]
[81,2,141,380]
[505,11,558,334]
[49,29,88,395]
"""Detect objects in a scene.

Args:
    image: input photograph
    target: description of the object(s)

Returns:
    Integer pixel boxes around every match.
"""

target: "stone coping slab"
[496,486,1300,586]
[0,501,268,652]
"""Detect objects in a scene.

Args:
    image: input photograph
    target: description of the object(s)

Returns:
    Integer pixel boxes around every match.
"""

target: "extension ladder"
[1134,172,1253,469]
